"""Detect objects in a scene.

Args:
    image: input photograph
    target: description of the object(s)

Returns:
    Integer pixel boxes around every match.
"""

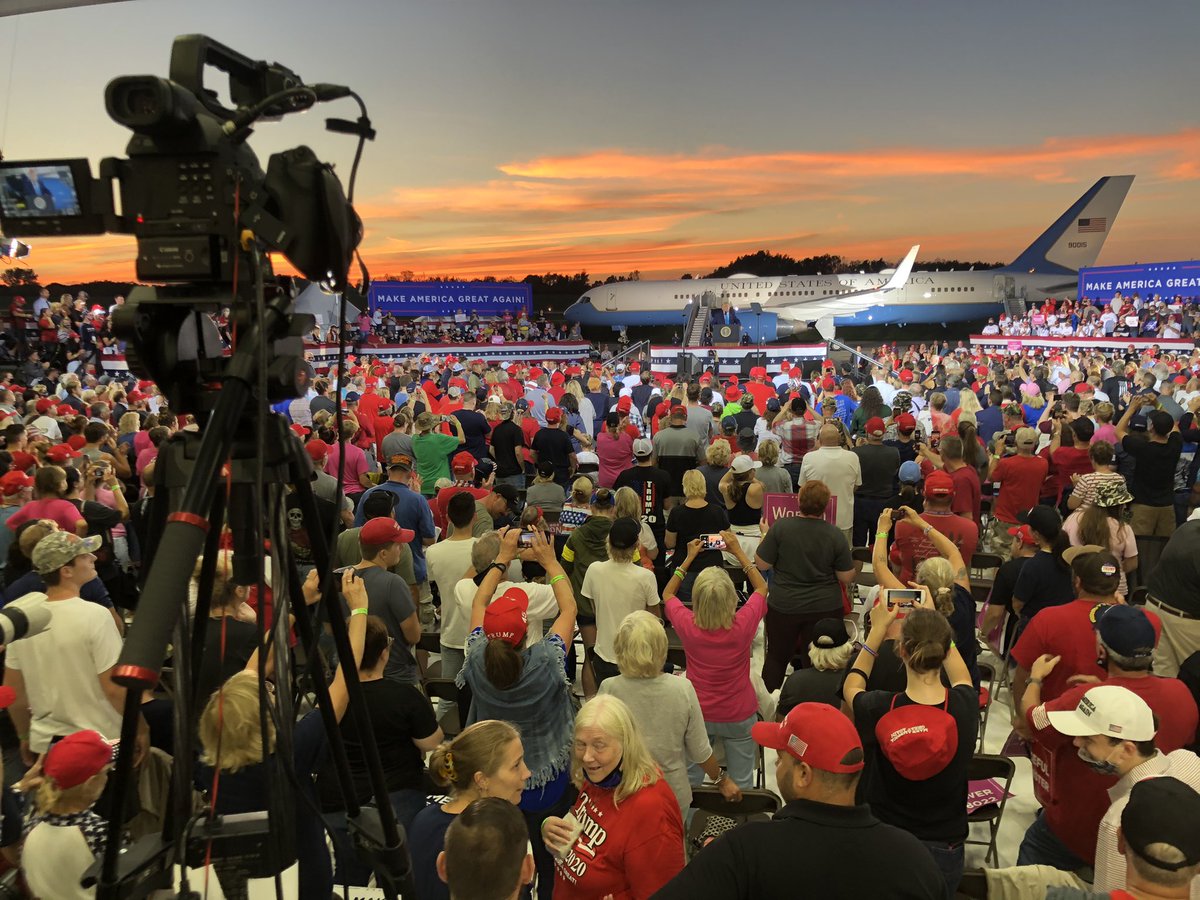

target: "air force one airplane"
[564,175,1135,342]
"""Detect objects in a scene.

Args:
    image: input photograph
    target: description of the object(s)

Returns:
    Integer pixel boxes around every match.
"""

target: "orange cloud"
[23,128,1200,285]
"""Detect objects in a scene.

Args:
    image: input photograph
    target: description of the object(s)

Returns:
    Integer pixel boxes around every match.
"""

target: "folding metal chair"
[965,753,1016,868]
[976,661,995,751]
[687,786,782,860]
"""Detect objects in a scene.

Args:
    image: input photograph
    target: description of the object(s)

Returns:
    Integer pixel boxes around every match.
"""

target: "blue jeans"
[1017,810,1088,871]
[687,713,757,790]
[919,839,964,899]
[495,473,525,490]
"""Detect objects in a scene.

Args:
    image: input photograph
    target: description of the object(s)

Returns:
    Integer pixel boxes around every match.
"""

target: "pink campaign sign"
[966,778,1012,813]
[1007,340,1023,353]
[762,493,836,527]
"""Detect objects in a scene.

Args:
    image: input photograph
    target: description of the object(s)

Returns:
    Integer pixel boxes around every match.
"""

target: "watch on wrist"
[487,561,508,576]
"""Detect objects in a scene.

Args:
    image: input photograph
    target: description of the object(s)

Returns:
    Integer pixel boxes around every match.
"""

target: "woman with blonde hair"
[719,453,765,561]
[563,379,596,441]
[542,695,685,899]
[198,569,367,900]
[699,437,731,505]
[663,529,768,791]
[408,720,532,900]
[614,485,658,567]
[754,438,793,494]
[599,611,740,813]
[664,469,729,600]
[952,388,982,425]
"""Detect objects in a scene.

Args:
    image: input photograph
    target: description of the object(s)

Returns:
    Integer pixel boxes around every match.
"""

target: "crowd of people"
[980,294,1200,340]
[1,299,1200,898]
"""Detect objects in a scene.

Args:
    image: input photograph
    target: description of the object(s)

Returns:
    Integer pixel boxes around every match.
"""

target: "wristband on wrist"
[875,531,888,540]
[860,643,878,659]
[351,607,369,617]
[548,574,566,586]
[1029,676,1044,686]
[674,568,687,579]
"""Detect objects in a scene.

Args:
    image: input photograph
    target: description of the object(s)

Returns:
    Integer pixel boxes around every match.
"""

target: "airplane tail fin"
[1007,175,1134,274]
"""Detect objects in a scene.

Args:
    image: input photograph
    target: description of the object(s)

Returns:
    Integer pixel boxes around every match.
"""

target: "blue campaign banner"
[368,281,532,317]
[1078,260,1200,304]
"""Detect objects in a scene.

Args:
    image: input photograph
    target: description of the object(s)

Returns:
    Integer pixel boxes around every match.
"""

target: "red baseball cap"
[823,359,836,371]
[896,413,917,434]
[545,407,563,425]
[56,404,74,417]
[43,730,113,790]
[821,376,837,391]
[359,517,415,546]
[9,451,35,473]
[874,695,959,780]
[483,586,529,647]
[34,398,54,414]
[752,702,864,773]
[925,470,956,497]
[899,369,914,384]
[1007,523,1039,546]
[452,451,476,472]
[724,386,741,402]
[305,439,330,462]
[66,434,87,450]
[550,371,565,386]
[629,361,641,373]
[0,471,33,496]
[290,423,310,437]
[865,416,886,438]
[46,443,81,464]
[616,396,632,413]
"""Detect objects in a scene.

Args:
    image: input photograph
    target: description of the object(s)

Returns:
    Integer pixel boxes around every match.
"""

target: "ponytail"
[899,608,952,674]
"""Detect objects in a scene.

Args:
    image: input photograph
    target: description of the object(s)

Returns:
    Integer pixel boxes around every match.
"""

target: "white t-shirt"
[426,540,519,649]
[798,447,862,530]
[23,821,96,900]
[581,560,660,664]
[6,597,123,752]
[451,578,561,651]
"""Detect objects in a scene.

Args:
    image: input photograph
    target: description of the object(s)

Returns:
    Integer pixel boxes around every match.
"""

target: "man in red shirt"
[1011,547,1161,715]
[890,469,978,583]
[744,367,776,411]
[431,452,492,535]
[927,434,981,528]
[1019,605,1198,870]
[987,426,1048,560]
[1049,417,1095,507]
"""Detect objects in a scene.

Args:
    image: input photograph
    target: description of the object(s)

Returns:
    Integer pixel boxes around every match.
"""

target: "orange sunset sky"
[1,0,1197,285]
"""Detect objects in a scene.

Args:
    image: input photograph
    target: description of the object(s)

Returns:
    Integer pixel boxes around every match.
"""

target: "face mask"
[1077,744,1121,776]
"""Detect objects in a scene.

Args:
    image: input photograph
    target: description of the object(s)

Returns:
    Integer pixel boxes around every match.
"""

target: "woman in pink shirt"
[5,466,86,535]
[594,412,634,488]
[662,529,768,790]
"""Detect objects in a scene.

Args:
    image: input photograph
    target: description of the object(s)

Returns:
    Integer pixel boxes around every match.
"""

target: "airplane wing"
[771,245,919,322]
[766,245,918,315]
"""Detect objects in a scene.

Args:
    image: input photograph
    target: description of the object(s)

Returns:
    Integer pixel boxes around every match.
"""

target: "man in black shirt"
[530,407,576,490]
[852,416,900,547]
[612,438,671,546]
[451,388,492,464]
[653,703,944,900]
[489,401,527,489]
[1118,398,1182,537]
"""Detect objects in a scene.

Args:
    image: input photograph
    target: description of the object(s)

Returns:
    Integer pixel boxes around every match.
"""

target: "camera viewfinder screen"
[0,164,83,218]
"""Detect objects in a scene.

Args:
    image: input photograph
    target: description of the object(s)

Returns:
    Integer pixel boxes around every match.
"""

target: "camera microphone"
[309,83,353,102]
[0,593,53,646]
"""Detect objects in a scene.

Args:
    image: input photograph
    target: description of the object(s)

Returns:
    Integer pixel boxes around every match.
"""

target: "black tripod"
[90,290,416,899]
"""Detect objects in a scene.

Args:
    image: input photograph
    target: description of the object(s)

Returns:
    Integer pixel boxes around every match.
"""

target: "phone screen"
[884,588,923,618]
[519,531,534,547]
[700,534,727,551]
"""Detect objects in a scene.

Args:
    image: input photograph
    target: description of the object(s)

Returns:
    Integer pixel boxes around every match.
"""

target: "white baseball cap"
[1047,685,1155,741]
[730,455,762,475]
